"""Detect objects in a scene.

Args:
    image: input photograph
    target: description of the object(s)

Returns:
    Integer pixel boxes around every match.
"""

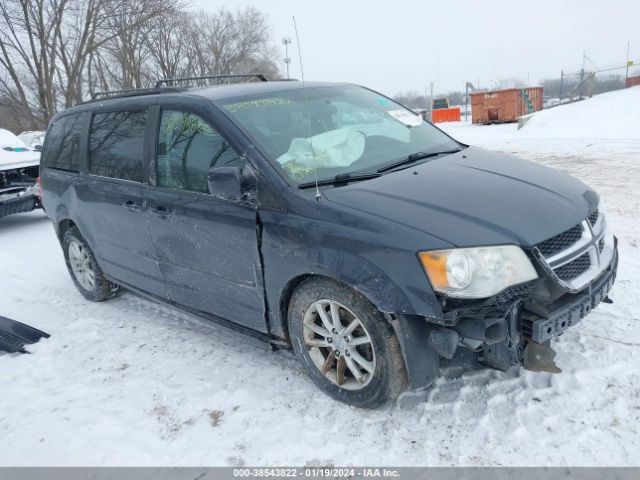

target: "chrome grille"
[536,224,582,257]
[534,208,613,292]
[555,252,591,280]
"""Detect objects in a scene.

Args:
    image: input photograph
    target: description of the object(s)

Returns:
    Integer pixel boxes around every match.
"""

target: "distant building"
[470,87,543,125]
[626,75,640,88]
[432,98,450,110]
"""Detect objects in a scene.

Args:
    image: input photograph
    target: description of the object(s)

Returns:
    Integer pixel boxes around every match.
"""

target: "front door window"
[157,110,243,193]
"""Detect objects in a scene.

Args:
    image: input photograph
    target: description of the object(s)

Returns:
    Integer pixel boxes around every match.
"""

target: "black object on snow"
[0,315,50,354]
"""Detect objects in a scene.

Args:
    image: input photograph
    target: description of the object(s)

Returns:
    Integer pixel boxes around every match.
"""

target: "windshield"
[219,85,461,184]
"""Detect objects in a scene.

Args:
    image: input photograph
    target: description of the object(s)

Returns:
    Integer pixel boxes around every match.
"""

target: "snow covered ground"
[1,88,640,466]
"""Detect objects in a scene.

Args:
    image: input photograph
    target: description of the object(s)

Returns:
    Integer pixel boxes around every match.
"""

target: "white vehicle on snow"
[0,129,41,218]
[18,130,46,151]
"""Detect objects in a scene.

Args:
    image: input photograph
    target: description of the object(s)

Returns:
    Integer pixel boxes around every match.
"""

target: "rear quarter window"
[88,110,147,183]
[42,114,83,171]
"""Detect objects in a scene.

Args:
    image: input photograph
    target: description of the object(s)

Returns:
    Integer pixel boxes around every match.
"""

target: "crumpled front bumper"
[0,194,37,218]
[392,239,619,390]
[0,184,39,218]
[522,238,618,343]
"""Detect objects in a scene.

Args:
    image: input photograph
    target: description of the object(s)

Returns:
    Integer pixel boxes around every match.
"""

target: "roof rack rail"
[90,87,183,101]
[154,74,268,88]
[87,74,268,103]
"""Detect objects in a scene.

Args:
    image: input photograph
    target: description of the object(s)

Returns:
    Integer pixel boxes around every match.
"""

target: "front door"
[146,107,266,331]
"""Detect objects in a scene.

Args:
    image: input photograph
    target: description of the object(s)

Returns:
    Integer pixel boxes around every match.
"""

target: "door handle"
[149,205,173,218]
[122,200,144,212]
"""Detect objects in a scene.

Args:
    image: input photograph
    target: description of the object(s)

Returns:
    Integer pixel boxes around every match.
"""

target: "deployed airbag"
[276,128,366,168]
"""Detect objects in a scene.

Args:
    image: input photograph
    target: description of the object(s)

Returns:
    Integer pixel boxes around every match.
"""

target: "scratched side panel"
[258,190,451,337]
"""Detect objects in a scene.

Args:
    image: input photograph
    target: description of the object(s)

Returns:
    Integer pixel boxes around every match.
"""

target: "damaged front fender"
[390,314,440,391]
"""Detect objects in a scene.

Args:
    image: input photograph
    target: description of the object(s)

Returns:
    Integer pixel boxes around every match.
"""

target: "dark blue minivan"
[40,76,617,407]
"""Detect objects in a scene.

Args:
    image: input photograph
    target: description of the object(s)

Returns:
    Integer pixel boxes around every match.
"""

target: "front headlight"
[419,245,538,299]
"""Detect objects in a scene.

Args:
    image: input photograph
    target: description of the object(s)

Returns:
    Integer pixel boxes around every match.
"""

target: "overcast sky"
[192,0,640,95]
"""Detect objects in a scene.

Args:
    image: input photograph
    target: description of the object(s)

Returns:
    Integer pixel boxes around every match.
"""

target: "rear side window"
[43,114,83,171]
[157,110,242,193]
[89,110,147,182]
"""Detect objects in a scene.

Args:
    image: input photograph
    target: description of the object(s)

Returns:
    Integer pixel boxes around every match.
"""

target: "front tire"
[288,278,407,408]
[63,227,118,302]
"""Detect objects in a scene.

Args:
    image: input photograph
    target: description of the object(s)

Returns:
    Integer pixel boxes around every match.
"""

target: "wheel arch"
[278,272,399,343]
[57,218,77,240]
[282,272,412,405]
[279,273,314,341]
[53,207,98,255]
[278,272,441,393]
[57,217,94,249]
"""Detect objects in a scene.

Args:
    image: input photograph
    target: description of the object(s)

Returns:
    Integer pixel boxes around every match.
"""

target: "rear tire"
[63,227,118,302]
[288,277,407,408]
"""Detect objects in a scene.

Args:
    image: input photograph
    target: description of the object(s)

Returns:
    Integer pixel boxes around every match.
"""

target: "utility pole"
[559,70,564,104]
[282,38,292,79]
[626,41,631,85]
[424,86,428,111]
[465,82,469,122]
[580,51,586,100]
[429,82,434,122]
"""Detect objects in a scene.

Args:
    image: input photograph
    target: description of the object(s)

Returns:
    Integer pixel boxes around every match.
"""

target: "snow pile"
[517,86,640,139]
[18,131,46,149]
[441,87,640,159]
[0,128,30,149]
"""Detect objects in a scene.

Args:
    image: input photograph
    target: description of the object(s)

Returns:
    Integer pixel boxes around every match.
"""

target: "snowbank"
[441,87,640,159]
[517,86,640,139]
[0,128,30,149]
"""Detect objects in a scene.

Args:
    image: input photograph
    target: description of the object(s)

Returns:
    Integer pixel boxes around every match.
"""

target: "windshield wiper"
[376,149,462,173]
[298,172,381,189]
[297,148,462,188]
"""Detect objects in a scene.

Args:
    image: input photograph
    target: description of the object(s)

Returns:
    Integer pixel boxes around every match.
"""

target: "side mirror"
[207,166,242,200]
[33,144,43,151]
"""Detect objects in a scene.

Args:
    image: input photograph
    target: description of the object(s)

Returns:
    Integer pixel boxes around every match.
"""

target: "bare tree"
[55,0,115,107]
[97,0,179,89]
[145,10,192,81]
[0,94,35,131]
[190,7,278,78]
[0,0,117,121]
[394,91,429,110]
[146,7,279,83]
[0,0,61,127]
[0,0,279,129]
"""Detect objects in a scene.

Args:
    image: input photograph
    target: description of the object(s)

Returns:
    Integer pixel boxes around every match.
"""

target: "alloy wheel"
[302,299,376,390]
[68,239,96,291]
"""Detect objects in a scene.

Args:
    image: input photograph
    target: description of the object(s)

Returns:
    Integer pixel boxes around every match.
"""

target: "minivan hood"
[323,147,598,247]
